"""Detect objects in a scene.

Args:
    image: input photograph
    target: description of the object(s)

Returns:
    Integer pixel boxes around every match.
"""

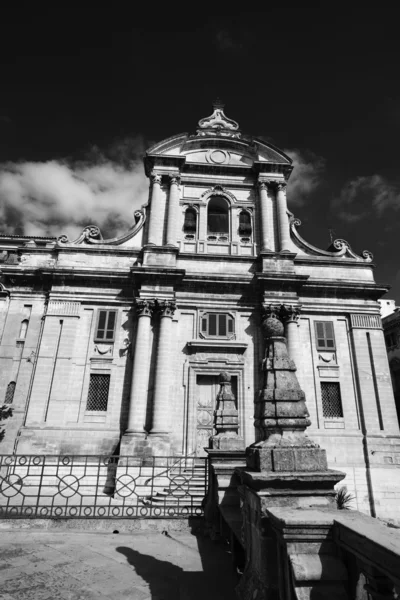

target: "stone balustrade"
[237,506,400,600]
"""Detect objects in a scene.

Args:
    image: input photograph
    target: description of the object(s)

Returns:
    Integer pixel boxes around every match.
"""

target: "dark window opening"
[321,382,343,418]
[95,310,117,342]
[239,211,252,236]
[207,196,229,234]
[86,374,110,411]
[315,321,335,350]
[385,333,397,347]
[201,313,234,338]
[183,208,197,234]
[4,381,16,405]
[19,319,29,340]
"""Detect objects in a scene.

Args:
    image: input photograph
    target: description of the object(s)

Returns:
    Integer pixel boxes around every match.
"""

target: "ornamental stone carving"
[135,299,156,317]
[261,304,301,332]
[169,175,181,186]
[150,172,162,185]
[247,302,328,473]
[156,300,176,318]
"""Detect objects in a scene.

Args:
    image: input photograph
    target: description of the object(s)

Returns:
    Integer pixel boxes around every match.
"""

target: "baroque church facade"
[0,103,399,519]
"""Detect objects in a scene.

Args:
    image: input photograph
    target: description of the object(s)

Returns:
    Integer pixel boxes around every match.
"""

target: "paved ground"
[0,527,238,599]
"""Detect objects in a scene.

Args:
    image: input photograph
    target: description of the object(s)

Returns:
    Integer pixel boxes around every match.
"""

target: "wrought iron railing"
[0,455,207,519]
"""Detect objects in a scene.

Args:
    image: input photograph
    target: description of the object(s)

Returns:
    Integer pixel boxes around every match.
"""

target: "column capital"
[156,299,176,318]
[276,181,287,192]
[150,171,162,185]
[169,174,181,186]
[135,299,156,317]
[261,303,301,326]
[258,178,276,190]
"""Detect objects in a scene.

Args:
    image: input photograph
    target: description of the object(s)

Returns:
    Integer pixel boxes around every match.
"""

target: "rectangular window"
[321,382,343,418]
[86,374,110,411]
[95,310,117,342]
[201,313,234,338]
[315,321,335,350]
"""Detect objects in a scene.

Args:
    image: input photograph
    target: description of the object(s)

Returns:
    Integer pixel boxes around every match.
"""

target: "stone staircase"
[141,462,207,509]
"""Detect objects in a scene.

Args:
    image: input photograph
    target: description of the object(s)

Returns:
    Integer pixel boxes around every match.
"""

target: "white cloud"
[0,138,149,240]
[284,149,325,206]
[333,174,400,222]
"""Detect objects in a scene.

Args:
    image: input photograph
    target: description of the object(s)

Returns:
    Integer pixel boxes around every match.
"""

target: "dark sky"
[0,5,399,301]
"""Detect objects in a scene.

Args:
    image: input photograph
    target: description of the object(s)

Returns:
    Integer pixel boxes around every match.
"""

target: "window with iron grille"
[95,310,117,342]
[321,382,343,418]
[201,313,234,338]
[315,321,335,350]
[4,381,16,405]
[86,374,110,411]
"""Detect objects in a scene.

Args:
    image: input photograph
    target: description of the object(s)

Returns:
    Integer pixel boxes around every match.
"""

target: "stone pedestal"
[235,304,346,600]
[204,449,247,540]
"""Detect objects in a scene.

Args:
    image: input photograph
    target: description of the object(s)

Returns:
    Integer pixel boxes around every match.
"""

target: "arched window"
[207,196,229,234]
[5,381,16,405]
[183,207,197,234]
[239,211,252,236]
[19,319,29,339]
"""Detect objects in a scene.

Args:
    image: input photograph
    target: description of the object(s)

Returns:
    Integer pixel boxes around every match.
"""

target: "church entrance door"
[195,374,237,456]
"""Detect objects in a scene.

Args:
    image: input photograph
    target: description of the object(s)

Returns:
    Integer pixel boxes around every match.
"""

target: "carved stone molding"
[276,182,287,192]
[150,172,162,185]
[135,299,156,317]
[200,184,237,204]
[57,209,146,246]
[169,175,181,186]
[157,300,176,318]
[261,303,301,329]
[290,216,374,262]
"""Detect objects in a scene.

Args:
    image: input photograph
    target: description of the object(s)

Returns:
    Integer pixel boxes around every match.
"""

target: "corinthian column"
[276,182,291,252]
[147,172,163,246]
[166,175,181,247]
[151,301,176,437]
[258,181,275,251]
[125,300,155,434]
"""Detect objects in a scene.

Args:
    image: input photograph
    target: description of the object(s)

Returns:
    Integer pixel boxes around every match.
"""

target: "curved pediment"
[146,132,292,172]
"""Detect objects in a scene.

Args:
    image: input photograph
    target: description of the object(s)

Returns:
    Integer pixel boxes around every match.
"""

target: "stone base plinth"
[204,449,247,539]
[246,444,328,473]
[238,469,345,509]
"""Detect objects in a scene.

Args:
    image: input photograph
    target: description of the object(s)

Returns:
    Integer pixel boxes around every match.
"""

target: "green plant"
[335,486,355,510]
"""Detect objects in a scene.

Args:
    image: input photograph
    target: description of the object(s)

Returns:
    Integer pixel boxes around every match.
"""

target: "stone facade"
[0,103,399,518]
[382,307,400,427]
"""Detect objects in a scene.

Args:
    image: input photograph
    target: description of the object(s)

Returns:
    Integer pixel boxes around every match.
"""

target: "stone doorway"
[195,374,237,456]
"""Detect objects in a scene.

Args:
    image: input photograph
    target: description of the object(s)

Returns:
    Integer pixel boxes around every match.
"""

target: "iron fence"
[0,454,207,519]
